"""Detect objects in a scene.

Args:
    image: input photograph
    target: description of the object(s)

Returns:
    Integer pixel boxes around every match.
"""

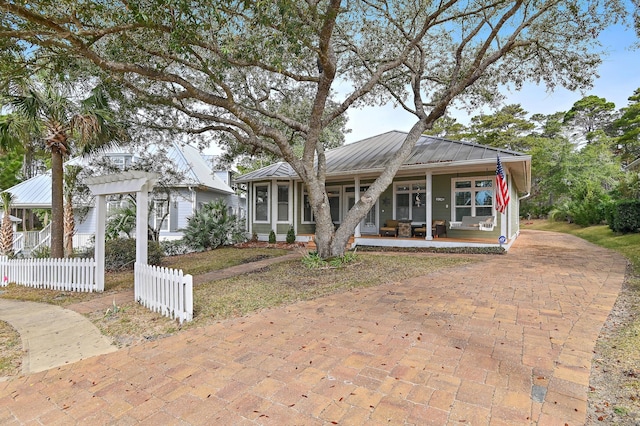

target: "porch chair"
[413,220,447,238]
[379,219,399,237]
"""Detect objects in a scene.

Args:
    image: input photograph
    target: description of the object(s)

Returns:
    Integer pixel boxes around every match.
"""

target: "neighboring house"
[236,130,531,250]
[6,143,245,253]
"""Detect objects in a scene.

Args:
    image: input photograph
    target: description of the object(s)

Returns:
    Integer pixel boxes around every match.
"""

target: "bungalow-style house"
[5,142,244,254]
[236,130,531,250]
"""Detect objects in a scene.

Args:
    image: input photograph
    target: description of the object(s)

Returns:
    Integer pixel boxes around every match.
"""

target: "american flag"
[495,155,510,214]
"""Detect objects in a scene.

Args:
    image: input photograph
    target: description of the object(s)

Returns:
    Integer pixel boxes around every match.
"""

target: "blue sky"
[344,23,640,144]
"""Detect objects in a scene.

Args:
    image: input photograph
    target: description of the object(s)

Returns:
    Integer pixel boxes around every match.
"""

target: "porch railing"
[12,233,24,255]
[29,223,51,254]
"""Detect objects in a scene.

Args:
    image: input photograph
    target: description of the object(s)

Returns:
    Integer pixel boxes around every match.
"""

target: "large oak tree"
[0,0,626,257]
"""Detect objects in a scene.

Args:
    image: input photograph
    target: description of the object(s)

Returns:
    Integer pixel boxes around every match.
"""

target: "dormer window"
[107,155,132,170]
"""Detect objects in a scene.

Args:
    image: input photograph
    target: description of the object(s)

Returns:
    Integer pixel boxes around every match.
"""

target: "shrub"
[609,199,640,234]
[30,245,51,259]
[182,200,246,251]
[85,238,163,271]
[286,227,296,244]
[301,250,358,269]
[268,230,276,244]
[161,239,195,256]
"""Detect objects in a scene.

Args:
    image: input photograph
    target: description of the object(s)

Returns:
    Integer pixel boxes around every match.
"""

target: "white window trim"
[393,180,427,222]
[276,182,290,223]
[450,176,495,221]
[326,186,341,224]
[253,184,270,223]
[301,185,342,224]
[301,190,315,224]
[153,199,170,232]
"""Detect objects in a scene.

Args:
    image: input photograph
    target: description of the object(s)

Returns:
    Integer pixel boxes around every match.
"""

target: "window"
[254,185,269,222]
[453,178,493,220]
[154,199,169,231]
[327,188,340,223]
[302,191,314,223]
[277,184,289,222]
[107,155,132,170]
[395,182,426,221]
[302,187,340,223]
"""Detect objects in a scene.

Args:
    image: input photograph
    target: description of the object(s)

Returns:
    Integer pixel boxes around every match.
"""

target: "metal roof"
[4,172,53,209]
[237,130,531,192]
[5,142,234,209]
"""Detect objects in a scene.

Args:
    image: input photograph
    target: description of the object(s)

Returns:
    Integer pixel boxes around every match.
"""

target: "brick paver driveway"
[0,230,627,425]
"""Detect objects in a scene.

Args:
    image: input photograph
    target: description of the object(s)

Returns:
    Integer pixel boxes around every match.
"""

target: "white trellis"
[85,171,159,291]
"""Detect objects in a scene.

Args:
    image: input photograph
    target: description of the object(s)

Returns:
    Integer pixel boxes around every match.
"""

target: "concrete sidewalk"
[0,231,628,425]
[0,299,116,374]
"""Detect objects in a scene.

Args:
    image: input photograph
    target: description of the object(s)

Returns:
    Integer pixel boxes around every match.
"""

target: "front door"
[347,194,378,235]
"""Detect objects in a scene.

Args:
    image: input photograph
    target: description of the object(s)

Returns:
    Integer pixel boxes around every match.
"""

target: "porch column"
[94,194,106,292]
[247,182,252,236]
[271,179,278,237]
[292,181,297,236]
[425,171,433,240]
[288,179,294,232]
[136,185,149,265]
[354,176,361,237]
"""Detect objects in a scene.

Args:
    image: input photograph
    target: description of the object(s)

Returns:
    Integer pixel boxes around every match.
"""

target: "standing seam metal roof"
[237,130,528,182]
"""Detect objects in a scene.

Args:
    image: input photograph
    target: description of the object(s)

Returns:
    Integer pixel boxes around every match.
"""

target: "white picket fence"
[0,256,99,292]
[134,262,193,323]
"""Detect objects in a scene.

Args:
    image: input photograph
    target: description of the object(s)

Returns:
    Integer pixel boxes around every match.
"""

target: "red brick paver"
[0,230,626,425]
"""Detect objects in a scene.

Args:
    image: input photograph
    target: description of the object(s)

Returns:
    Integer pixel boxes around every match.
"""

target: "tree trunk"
[312,121,431,258]
[0,216,13,256]
[50,149,64,258]
[63,198,75,258]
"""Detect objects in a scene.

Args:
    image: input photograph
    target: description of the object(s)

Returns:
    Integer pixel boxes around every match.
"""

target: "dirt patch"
[0,320,23,379]
[234,241,306,250]
[587,268,640,424]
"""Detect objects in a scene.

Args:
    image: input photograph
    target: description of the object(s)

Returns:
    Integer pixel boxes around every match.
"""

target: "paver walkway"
[0,230,627,425]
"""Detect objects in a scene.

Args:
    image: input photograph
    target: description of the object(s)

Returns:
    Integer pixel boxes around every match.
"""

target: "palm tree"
[0,79,125,258]
[0,191,15,257]
[63,164,84,257]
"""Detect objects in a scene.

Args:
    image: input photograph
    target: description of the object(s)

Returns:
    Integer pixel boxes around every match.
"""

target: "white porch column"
[94,194,106,292]
[247,182,252,236]
[425,171,433,240]
[288,179,294,230]
[271,180,278,237]
[292,181,297,236]
[136,185,149,265]
[354,176,361,237]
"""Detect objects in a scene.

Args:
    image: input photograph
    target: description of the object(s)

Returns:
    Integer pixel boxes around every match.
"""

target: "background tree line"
[427,91,640,226]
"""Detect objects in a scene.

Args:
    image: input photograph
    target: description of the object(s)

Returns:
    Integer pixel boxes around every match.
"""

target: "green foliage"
[286,226,296,244]
[105,202,136,240]
[467,104,534,151]
[301,250,358,269]
[182,200,246,251]
[160,239,194,256]
[30,245,51,259]
[104,298,125,318]
[564,95,617,138]
[268,230,276,244]
[0,149,22,190]
[612,88,640,163]
[86,238,163,271]
[608,200,640,234]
